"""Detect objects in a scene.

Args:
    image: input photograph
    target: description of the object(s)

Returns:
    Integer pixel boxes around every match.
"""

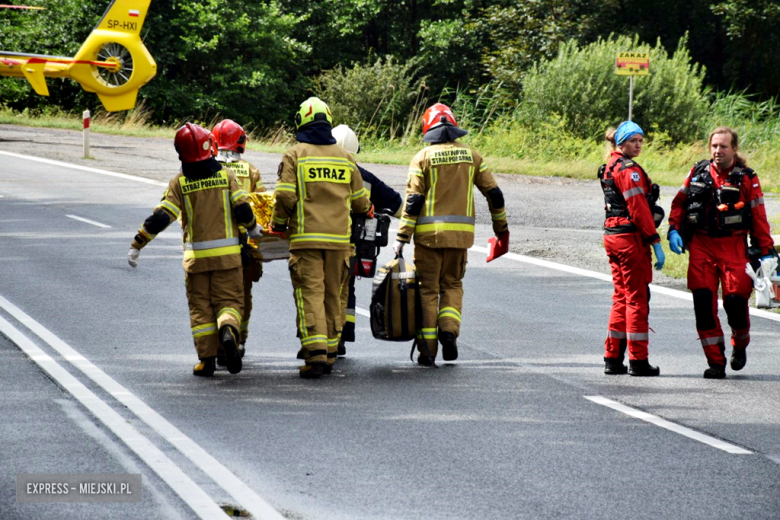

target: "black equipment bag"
[370,253,419,341]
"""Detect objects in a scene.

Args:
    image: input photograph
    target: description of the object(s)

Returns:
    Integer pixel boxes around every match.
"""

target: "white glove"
[127,247,140,268]
[393,240,405,256]
[247,224,263,240]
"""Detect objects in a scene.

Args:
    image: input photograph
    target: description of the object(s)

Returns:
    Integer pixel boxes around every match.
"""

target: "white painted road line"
[585,396,753,455]
[0,314,228,520]
[0,295,285,520]
[469,245,780,323]
[66,214,112,228]
[0,150,167,187]
[356,307,370,317]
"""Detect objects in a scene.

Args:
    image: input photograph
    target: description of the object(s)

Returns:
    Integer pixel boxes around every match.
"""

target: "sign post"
[615,52,650,121]
[83,109,91,159]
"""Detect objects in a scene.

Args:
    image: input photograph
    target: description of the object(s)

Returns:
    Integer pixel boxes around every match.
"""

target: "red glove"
[266,224,286,238]
[366,204,375,218]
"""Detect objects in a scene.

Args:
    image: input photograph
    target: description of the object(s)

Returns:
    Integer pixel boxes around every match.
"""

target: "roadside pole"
[615,52,649,121]
[83,109,90,159]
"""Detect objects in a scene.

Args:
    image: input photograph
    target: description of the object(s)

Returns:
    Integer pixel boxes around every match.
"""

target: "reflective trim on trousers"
[627,332,649,341]
[192,322,217,339]
[418,327,437,340]
[607,330,627,339]
[700,335,725,347]
[438,306,461,322]
[301,334,327,346]
[218,307,242,326]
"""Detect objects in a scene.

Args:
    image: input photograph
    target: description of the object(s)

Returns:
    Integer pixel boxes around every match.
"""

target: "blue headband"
[615,121,644,145]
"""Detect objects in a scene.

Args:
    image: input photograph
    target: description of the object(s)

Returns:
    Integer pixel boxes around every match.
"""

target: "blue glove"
[652,242,665,270]
[668,229,684,254]
[761,254,775,262]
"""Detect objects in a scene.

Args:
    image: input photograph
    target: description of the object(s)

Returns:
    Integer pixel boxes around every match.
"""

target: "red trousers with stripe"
[687,233,752,366]
[604,232,652,361]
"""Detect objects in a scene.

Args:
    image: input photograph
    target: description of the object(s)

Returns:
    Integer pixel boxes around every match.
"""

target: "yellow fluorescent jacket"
[397,142,508,249]
[272,142,371,250]
[138,167,250,274]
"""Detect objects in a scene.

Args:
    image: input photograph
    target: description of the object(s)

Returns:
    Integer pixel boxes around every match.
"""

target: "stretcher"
[246,191,290,262]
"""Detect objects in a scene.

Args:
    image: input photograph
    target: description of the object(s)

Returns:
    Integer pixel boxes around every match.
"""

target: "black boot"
[629,359,660,377]
[219,325,242,374]
[439,331,458,361]
[604,357,628,375]
[300,362,325,379]
[417,354,434,366]
[703,363,727,379]
[337,337,347,356]
[730,348,747,371]
[193,357,216,377]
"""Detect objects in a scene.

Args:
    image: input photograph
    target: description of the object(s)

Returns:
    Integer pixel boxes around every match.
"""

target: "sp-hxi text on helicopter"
[0,0,156,111]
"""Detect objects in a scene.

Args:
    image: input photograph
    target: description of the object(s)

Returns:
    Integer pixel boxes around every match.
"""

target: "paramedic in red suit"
[600,121,664,377]
[668,126,775,379]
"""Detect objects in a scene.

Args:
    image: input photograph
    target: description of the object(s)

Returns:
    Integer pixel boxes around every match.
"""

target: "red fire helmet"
[174,123,215,163]
[421,103,458,135]
[212,119,247,154]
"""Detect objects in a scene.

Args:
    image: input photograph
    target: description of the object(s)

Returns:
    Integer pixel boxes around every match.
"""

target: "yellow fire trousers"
[289,249,351,366]
[240,261,262,345]
[414,243,467,359]
[185,267,244,359]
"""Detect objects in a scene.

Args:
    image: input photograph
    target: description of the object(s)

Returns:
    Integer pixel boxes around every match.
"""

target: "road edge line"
[0,314,228,520]
[584,396,752,454]
[0,295,285,520]
[0,150,167,187]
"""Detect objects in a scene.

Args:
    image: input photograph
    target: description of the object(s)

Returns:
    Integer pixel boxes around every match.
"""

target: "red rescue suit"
[669,161,774,366]
[601,152,660,362]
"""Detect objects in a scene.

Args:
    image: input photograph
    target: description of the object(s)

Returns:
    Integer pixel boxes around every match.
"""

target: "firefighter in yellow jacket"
[271,97,372,379]
[127,123,262,377]
[394,103,509,365]
[213,119,265,358]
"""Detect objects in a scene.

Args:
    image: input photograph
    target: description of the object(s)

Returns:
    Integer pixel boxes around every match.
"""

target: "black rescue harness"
[682,160,753,240]
[598,157,663,234]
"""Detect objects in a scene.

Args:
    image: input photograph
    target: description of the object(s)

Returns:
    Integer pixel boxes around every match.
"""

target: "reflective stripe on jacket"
[397,142,507,249]
[273,142,371,250]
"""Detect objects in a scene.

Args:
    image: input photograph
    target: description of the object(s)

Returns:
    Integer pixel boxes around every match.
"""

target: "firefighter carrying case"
[351,212,391,278]
[370,253,419,342]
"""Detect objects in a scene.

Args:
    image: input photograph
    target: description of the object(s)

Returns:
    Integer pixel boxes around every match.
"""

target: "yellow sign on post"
[615,52,650,76]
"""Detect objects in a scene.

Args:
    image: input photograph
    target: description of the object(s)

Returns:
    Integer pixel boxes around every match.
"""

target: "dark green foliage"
[517,35,708,142]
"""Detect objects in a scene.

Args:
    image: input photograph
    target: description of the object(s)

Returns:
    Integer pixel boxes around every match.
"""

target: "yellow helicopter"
[0,0,156,111]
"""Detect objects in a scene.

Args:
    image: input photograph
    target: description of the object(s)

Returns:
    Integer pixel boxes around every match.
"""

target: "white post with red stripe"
[83,109,90,159]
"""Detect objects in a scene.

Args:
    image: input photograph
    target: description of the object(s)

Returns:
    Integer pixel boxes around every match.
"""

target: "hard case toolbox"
[369,253,419,341]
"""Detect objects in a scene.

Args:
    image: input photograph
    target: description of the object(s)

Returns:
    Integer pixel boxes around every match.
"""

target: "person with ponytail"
[599,121,664,377]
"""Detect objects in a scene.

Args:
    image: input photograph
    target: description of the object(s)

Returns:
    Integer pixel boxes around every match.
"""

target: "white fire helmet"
[332,124,360,154]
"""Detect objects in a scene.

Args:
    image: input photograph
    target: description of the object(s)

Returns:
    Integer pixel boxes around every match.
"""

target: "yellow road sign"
[615,52,649,76]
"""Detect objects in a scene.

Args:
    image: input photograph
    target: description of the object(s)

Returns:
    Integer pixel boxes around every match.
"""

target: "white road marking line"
[0,295,285,520]
[356,307,370,317]
[66,214,112,228]
[585,396,753,454]
[0,150,167,187]
[468,245,780,323]
[0,314,227,520]
[390,225,777,321]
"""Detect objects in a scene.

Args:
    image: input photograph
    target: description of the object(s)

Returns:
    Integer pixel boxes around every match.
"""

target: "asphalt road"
[1,150,780,519]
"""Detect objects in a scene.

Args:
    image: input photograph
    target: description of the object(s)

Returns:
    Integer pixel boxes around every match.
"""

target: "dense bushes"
[314,57,423,138]
[516,35,708,142]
